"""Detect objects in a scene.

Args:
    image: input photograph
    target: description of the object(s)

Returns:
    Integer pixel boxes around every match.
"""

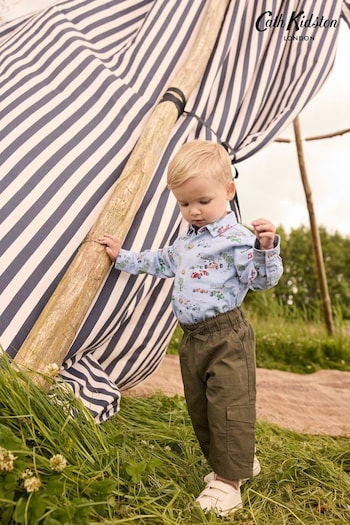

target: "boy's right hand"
[98,234,121,262]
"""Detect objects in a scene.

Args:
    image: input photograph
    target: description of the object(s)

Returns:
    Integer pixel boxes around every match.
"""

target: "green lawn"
[1,313,350,524]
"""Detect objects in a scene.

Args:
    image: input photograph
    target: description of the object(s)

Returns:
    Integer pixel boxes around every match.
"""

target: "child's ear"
[226,180,236,200]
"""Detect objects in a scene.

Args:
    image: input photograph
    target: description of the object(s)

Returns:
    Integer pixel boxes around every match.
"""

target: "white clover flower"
[21,468,34,479]
[23,476,42,493]
[49,454,67,472]
[44,362,60,378]
[0,447,17,471]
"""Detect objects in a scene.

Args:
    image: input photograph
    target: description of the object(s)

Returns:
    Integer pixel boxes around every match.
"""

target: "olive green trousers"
[179,308,256,481]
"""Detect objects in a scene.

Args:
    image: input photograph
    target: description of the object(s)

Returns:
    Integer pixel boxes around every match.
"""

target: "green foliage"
[166,324,183,355]
[254,329,350,373]
[239,293,350,373]
[0,356,119,524]
[270,225,350,320]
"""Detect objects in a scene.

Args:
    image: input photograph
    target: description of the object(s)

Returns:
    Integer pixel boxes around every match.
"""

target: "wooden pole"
[293,116,335,335]
[13,0,230,388]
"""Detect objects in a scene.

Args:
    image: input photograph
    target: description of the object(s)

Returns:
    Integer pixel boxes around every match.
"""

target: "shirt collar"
[187,211,238,237]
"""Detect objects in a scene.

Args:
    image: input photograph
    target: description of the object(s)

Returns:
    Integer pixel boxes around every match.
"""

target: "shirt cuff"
[254,234,280,251]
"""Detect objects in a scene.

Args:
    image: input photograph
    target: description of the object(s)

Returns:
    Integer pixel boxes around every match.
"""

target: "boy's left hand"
[251,219,276,250]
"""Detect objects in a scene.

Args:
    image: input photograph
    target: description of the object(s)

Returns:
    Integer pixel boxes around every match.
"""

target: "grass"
[249,310,350,374]
[1,353,350,524]
[167,311,350,374]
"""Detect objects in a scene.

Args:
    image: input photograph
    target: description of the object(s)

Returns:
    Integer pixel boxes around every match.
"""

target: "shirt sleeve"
[114,246,176,278]
[235,235,283,290]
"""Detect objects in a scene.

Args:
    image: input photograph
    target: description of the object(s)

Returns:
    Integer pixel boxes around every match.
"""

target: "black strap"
[159,87,186,118]
[219,143,241,221]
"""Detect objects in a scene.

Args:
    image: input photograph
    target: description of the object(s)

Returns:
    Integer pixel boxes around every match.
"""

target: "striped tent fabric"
[1,0,349,422]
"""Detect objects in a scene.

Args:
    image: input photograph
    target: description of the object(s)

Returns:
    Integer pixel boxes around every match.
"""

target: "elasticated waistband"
[179,308,246,336]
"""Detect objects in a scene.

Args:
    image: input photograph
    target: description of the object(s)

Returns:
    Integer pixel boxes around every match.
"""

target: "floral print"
[115,212,282,324]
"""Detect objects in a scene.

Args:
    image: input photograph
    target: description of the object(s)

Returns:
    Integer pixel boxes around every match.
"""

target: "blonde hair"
[167,140,233,190]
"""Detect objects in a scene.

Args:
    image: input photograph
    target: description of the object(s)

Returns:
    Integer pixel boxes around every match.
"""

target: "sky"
[238,22,350,236]
[1,1,349,236]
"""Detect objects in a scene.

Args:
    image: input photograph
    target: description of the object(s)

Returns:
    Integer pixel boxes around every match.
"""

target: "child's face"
[172,175,235,228]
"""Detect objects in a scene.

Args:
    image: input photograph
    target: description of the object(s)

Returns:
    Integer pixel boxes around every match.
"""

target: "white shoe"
[204,455,261,484]
[196,479,242,516]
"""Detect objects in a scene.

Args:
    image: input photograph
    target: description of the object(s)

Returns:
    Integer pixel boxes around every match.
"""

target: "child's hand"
[251,219,276,250]
[98,234,121,262]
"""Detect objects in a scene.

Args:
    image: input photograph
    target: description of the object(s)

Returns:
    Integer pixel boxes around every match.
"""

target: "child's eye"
[200,200,211,205]
[179,202,188,207]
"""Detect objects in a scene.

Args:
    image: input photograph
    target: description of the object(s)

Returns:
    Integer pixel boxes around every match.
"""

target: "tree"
[256,226,350,321]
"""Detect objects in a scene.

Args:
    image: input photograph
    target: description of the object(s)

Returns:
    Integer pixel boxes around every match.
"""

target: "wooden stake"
[13,0,230,388]
[293,116,335,335]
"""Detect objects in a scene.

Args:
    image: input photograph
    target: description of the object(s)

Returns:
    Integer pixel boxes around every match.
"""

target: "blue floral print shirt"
[115,212,283,325]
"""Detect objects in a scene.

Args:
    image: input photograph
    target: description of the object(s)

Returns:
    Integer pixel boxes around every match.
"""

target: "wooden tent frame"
[278,120,350,335]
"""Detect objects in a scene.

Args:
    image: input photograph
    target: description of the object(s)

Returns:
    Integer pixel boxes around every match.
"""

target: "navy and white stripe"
[1,0,348,422]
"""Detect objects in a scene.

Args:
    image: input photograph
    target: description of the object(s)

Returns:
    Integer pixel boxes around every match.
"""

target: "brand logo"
[255,10,338,41]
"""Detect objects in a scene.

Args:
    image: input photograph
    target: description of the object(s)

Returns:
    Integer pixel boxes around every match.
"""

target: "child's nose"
[190,207,201,216]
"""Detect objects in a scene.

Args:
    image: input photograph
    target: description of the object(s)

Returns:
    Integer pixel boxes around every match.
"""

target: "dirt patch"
[123,355,350,436]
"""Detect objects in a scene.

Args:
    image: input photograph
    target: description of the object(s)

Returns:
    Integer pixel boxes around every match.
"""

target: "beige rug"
[123,355,350,436]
